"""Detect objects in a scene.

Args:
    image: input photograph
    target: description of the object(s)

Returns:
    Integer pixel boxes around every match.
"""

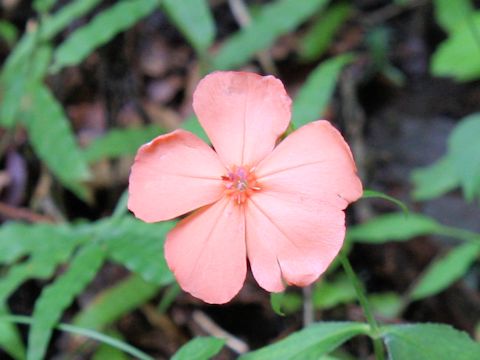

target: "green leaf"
[24,83,91,198]
[181,115,209,142]
[51,0,159,72]
[270,292,286,316]
[447,113,480,201]
[292,54,354,127]
[40,0,102,40]
[411,156,459,201]
[313,275,356,310]
[162,0,215,54]
[27,242,105,360]
[410,242,480,301]
[240,322,369,360]
[362,189,409,214]
[1,315,153,360]
[103,216,175,285]
[347,213,441,244]
[0,305,25,360]
[0,223,85,304]
[92,331,129,360]
[73,274,159,330]
[172,337,225,360]
[431,13,480,81]
[433,0,473,33]
[299,3,352,61]
[381,323,480,360]
[83,124,164,163]
[33,0,57,13]
[211,0,330,70]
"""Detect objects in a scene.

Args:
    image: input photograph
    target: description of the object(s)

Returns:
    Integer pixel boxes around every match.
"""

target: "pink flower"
[128,71,362,304]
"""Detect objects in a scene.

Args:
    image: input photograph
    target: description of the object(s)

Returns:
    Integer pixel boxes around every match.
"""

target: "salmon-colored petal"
[246,190,346,291]
[193,71,291,168]
[165,197,246,304]
[256,120,363,210]
[128,129,226,222]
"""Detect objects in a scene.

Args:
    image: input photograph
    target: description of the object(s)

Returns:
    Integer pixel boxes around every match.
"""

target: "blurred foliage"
[0,0,479,359]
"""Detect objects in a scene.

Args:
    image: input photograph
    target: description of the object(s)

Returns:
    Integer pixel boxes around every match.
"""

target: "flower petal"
[128,129,226,222]
[193,71,291,168]
[256,120,363,210]
[165,197,246,304]
[246,190,346,291]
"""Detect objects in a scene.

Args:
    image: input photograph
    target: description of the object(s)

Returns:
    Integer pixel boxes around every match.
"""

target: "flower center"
[222,166,260,204]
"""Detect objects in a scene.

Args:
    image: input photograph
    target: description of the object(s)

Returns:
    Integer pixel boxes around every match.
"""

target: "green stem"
[340,253,385,360]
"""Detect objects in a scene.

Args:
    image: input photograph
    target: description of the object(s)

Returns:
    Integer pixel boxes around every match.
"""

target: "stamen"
[222,165,260,204]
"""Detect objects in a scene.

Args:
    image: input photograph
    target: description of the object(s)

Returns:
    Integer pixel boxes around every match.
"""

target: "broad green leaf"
[51,0,159,72]
[410,242,480,300]
[0,305,25,360]
[162,0,215,54]
[411,156,459,201]
[74,274,159,330]
[347,213,441,244]
[172,337,225,360]
[313,275,356,310]
[211,0,330,70]
[83,124,164,163]
[27,242,105,360]
[24,84,91,197]
[362,189,409,214]
[33,0,57,13]
[181,115,209,142]
[381,323,480,360]
[448,113,480,201]
[431,13,480,81]
[299,3,352,61]
[292,54,354,127]
[433,0,473,33]
[103,216,175,285]
[240,322,369,360]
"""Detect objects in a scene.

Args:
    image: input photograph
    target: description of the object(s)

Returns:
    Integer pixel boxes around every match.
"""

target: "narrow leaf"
[362,189,409,214]
[381,323,480,360]
[211,0,330,70]
[1,315,153,360]
[0,305,25,360]
[299,3,352,61]
[347,213,441,244]
[103,216,175,285]
[162,0,215,54]
[292,54,354,127]
[240,322,369,360]
[24,84,91,195]
[410,242,480,300]
[83,124,164,163]
[27,242,105,360]
[51,0,159,72]
[74,274,159,330]
[411,156,459,201]
[313,275,356,310]
[172,337,225,360]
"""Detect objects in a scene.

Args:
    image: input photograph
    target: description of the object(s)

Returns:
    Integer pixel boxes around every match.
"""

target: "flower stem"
[339,252,385,360]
